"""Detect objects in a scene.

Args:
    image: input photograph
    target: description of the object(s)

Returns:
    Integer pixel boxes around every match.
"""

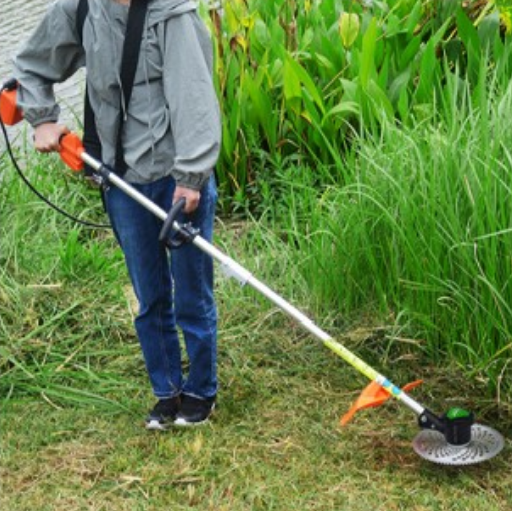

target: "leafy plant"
[260,62,512,397]
[204,0,512,209]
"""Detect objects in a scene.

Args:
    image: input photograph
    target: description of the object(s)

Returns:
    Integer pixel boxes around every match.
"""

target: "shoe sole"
[173,404,215,427]
[145,419,173,431]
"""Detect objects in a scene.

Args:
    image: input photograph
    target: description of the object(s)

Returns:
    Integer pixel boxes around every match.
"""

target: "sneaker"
[145,396,181,430]
[173,394,215,426]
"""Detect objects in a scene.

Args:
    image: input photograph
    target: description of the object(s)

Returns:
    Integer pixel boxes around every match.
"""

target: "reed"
[261,68,512,398]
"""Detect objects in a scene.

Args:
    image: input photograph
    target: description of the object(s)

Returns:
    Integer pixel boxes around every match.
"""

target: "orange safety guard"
[60,133,85,172]
[340,379,423,426]
[0,89,23,126]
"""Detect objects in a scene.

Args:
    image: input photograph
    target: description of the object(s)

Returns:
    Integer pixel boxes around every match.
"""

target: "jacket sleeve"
[11,0,84,127]
[162,12,221,190]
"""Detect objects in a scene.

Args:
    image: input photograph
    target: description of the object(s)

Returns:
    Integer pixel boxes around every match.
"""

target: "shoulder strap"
[78,0,150,177]
[114,0,150,174]
[76,0,89,45]
[75,0,101,176]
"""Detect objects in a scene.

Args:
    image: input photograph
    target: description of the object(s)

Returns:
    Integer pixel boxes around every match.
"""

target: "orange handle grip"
[60,133,85,172]
[0,88,23,126]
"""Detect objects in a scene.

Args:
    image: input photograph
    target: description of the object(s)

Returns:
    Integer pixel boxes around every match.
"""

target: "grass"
[250,75,512,400]
[1,309,511,510]
[1,135,511,510]
[1,286,511,511]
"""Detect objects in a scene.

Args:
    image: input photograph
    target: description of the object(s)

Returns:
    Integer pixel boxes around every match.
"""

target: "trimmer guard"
[341,379,423,425]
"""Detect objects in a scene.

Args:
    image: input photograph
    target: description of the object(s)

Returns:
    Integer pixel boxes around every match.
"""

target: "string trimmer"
[1,81,505,466]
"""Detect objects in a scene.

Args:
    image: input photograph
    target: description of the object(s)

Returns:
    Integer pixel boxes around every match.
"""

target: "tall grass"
[0,149,139,409]
[260,69,512,400]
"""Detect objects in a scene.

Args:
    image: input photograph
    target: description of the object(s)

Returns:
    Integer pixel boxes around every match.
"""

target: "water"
[0,0,85,150]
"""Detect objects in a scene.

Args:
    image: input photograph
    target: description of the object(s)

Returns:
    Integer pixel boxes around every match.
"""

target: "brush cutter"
[1,83,505,466]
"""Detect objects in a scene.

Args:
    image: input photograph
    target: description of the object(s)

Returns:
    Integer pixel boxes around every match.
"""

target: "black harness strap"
[76,0,89,44]
[75,0,150,177]
[76,0,101,175]
[115,0,150,174]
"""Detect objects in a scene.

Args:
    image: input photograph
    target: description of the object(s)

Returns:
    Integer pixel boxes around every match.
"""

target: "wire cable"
[0,85,110,229]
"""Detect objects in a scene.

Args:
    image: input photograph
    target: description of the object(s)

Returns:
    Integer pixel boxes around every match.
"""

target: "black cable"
[0,84,110,229]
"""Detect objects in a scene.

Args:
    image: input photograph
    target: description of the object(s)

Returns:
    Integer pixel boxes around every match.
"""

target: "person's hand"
[33,122,70,153]
[173,185,201,214]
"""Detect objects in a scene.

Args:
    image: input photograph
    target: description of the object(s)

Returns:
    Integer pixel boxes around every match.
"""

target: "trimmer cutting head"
[413,424,504,465]
[342,382,504,465]
[413,408,504,465]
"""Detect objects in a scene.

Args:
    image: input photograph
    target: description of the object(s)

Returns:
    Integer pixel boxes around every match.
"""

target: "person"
[12,0,222,429]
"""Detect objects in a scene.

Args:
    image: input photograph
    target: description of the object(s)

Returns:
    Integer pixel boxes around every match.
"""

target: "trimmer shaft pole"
[82,150,427,419]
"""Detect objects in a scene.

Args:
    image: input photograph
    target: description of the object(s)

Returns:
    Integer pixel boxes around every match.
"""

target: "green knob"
[446,407,471,420]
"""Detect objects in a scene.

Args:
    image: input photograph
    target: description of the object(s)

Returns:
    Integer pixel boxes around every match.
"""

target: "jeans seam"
[160,251,181,398]
[192,198,217,397]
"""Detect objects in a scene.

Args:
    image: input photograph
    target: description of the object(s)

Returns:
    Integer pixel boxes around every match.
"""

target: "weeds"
[256,75,512,399]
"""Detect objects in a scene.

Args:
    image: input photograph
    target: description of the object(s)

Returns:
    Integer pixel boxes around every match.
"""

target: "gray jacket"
[13,0,221,189]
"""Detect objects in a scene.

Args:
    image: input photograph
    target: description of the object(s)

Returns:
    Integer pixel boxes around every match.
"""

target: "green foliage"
[201,0,512,397]
[206,0,512,209]
[0,150,131,406]
[1,157,510,506]
[260,69,512,398]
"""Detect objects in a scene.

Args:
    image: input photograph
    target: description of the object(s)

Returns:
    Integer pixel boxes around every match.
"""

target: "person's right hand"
[33,122,70,153]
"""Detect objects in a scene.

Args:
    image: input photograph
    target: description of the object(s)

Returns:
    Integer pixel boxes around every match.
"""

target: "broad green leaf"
[389,69,411,104]
[283,58,302,103]
[456,8,481,83]
[397,86,410,121]
[324,101,361,119]
[285,55,326,115]
[252,18,272,50]
[478,12,500,50]
[245,73,276,147]
[456,8,481,54]
[315,53,336,73]
[360,17,378,89]
[404,1,423,34]
[300,28,315,51]
[340,78,358,102]
[399,36,422,69]
[414,17,451,102]
[430,17,453,47]
[416,38,437,103]
[366,79,394,121]
[224,1,244,35]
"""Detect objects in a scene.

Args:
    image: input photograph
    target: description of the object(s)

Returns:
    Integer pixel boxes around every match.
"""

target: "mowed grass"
[1,312,512,511]
[1,301,512,511]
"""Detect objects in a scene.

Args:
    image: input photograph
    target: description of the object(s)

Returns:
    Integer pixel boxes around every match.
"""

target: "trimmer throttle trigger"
[60,133,85,172]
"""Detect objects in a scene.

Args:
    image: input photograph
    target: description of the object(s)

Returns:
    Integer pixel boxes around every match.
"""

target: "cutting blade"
[412,424,504,465]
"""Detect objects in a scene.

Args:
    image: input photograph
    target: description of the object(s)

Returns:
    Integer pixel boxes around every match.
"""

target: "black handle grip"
[159,197,187,249]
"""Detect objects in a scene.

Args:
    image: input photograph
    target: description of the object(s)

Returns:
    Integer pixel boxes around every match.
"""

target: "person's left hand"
[173,185,201,214]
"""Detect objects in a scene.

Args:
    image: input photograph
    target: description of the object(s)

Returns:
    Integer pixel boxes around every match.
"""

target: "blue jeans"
[105,175,218,400]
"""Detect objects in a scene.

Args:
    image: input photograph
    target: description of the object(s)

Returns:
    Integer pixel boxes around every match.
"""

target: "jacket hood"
[87,0,198,28]
[147,0,198,27]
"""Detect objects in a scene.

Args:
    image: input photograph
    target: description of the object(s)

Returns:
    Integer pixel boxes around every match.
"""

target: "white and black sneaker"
[145,396,181,430]
[173,394,215,427]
